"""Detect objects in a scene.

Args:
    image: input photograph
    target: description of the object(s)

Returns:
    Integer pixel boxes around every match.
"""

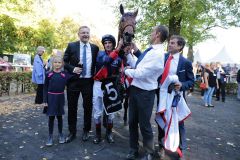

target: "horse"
[117,4,138,126]
[118,4,138,46]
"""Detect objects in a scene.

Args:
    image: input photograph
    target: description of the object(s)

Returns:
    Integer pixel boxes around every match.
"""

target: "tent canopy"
[208,46,235,64]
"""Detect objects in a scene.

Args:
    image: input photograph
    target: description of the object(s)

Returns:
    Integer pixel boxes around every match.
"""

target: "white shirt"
[79,42,92,78]
[125,44,165,90]
[169,52,180,75]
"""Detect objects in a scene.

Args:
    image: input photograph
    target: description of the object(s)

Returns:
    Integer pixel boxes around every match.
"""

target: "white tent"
[193,50,202,63]
[208,46,235,64]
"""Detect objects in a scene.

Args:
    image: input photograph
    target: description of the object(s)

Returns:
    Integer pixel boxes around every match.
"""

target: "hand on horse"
[130,42,138,53]
[116,38,124,51]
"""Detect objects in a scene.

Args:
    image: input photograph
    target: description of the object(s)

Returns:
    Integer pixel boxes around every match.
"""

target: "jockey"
[93,34,123,144]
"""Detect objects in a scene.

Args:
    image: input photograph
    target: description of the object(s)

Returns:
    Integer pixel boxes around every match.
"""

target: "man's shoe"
[141,153,153,160]
[158,147,165,159]
[179,150,186,160]
[126,150,138,160]
[93,135,101,144]
[46,135,53,146]
[65,133,76,143]
[58,133,65,144]
[82,131,90,141]
[216,98,220,101]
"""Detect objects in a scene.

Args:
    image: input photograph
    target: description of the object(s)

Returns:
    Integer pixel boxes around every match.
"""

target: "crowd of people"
[192,61,240,107]
[31,25,239,160]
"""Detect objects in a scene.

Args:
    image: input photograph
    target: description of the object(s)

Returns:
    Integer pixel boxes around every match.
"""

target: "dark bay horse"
[118,4,138,126]
[118,4,138,46]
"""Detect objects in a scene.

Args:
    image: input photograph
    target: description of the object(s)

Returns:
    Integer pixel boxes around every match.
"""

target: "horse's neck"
[117,29,122,45]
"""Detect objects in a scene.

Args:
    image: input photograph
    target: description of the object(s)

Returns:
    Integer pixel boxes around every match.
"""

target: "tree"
[55,17,79,51]
[15,26,38,54]
[33,19,58,59]
[0,14,18,54]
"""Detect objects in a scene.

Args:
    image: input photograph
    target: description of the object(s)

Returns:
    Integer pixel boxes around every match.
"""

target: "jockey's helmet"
[101,34,116,49]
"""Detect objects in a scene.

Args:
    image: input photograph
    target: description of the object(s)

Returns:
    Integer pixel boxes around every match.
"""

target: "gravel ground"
[0,92,240,160]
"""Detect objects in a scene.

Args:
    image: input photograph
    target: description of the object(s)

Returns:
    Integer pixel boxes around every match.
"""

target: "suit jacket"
[164,53,194,93]
[32,54,45,84]
[63,41,99,89]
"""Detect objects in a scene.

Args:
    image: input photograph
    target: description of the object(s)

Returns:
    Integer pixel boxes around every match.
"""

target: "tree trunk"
[168,0,183,38]
[187,44,194,62]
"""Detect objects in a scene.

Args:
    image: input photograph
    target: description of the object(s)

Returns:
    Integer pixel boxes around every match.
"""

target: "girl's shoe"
[204,104,208,107]
[58,134,65,144]
[46,135,53,146]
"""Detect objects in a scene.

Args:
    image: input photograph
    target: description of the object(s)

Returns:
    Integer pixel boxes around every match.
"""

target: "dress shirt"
[125,44,165,90]
[169,52,180,75]
[79,42,92,78]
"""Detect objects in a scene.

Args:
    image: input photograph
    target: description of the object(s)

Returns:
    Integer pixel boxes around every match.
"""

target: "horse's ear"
[133,9,138,18]
[120,4,124,15]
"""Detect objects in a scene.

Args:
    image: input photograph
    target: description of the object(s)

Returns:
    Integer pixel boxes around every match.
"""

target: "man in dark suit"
[158,35,194,160]
[64,26,99,143]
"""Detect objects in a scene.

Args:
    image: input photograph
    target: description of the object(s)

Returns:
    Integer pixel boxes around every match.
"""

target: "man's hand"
[73,67,82,74]
[116,38,124,51]
[174,82,182,91]
[123,46,132,55]
[131,42,138,53]
[124,66,132,74]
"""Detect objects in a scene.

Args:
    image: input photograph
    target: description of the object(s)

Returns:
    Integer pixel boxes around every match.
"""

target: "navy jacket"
[163,53,195,92]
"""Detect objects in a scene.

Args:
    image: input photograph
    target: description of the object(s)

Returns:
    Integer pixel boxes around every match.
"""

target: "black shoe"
[126,150,138,160]
[65,133,76,143]
[106,132,114,143]
[208,105,214,107]
[93,135,101,144]
[158,147,165,159]
[216,98,220,101]
[82,131,90,141]
[141,153,153,160]
[222,99,225,102]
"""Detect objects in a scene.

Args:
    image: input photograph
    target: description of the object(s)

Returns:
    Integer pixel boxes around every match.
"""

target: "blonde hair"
[50,55,64,71]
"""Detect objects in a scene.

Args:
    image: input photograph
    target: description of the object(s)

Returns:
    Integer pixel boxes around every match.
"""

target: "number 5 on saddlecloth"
[101,77,123,115]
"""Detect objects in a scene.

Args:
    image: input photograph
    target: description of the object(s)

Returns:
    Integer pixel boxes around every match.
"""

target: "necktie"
[135,46,153,67]
[160,55,173,84]
[82,44,87,77]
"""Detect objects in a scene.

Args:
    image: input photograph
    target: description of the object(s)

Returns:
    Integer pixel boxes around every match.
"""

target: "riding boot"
[93,123,101,144]
[106,123,114,143]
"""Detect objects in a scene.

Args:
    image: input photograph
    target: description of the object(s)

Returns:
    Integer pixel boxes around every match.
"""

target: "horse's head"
[118,4,138,46]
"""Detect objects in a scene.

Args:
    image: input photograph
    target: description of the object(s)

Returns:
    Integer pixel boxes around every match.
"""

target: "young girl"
[43,56,72,146]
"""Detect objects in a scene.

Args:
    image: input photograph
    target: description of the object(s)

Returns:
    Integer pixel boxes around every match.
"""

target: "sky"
[53,0,240,64]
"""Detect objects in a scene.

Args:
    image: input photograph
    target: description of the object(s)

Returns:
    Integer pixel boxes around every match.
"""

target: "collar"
[171,52,180,60]
[80,41,90,47]
[152,43,164,50]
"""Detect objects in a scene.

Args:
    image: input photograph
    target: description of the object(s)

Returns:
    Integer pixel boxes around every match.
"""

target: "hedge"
[195,81,238,94]
[0,72,36,96]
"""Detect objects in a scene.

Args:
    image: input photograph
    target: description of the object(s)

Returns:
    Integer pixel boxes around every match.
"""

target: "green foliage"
[55,17,79,51]
[0,14,18,54]
[0,72,35,96]
[118,0,240,55]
